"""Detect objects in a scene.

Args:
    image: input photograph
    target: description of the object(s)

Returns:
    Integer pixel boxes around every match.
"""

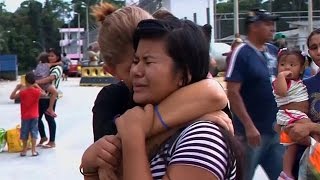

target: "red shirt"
[20,87,42,120]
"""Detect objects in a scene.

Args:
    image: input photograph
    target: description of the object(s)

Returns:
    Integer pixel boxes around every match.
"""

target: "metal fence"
[215,10,320,42]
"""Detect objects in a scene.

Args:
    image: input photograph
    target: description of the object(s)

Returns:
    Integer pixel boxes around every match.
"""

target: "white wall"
[163,0,215,41]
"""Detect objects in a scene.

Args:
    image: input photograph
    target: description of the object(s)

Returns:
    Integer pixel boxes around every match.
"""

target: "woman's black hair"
[134,18,244,180]
[47,48,61,62]
[133,18,209,86]
[219,127,244,180]
[201,24,212,44]
[307,28,320,48]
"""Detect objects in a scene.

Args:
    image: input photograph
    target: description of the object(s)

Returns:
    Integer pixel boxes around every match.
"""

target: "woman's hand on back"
[115,104,155,140]
[198,110,234,135]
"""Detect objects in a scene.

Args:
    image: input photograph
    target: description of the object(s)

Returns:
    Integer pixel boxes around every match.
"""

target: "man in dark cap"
[225,9,284,180]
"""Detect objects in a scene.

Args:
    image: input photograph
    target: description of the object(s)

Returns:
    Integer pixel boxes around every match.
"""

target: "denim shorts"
[20,118,38,140]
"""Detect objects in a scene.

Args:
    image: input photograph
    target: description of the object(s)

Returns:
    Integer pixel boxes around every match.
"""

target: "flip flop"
[278,171,294,180]
[32,151,39,156]
[37,137,48,147]
[20,152,26,157]
[37,142,45,147]
[45,110,57,118]
[42,144,56,149]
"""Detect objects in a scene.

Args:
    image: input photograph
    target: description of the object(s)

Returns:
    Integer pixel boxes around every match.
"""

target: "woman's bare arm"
[163,165,218,180]
[36,75,55,85]
[149,79,228,136]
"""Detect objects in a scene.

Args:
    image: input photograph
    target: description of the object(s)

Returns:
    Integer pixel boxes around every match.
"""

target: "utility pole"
[78,13,81,60]
[206,7,210,24]
[74,12,81,60]
[193,13,197,24]
[86,1,89,47]
[206,0,210,25]
[269,0,272,12]
[308,0,313,33]
[213,0,216,42]
[234,0,239,35]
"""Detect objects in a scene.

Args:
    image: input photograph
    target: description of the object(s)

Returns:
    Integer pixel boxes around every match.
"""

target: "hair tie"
[154,105,169,130]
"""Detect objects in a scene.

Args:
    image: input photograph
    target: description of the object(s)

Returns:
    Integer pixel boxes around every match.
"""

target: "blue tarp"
[0,55,17,71]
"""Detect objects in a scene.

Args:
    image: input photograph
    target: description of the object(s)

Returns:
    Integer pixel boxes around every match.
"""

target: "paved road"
[0,77,269,180]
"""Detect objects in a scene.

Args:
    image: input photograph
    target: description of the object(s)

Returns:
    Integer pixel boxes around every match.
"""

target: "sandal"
[37,137,48,147]
[278,171,294,180]
[45,110,57,118]
[32,151,39,156]
[42,143,56,149]
[20,152,27,157]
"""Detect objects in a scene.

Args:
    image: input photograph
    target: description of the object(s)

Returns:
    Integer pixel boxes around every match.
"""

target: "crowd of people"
[7,2,320,180]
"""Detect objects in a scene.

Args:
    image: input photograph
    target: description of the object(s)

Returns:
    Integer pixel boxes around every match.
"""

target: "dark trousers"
[38,98,57,142]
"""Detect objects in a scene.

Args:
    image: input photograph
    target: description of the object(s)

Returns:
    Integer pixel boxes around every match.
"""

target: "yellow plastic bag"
[6,125,31,153]
[6,125,23,152]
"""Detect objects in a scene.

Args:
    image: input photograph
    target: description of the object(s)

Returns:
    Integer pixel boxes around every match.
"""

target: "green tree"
[0,9,12,53]
[41,0,70,49]
[28,1,43,46]
[217,0,263,13]
[70,0,125,32]
[0,0,69,72]
[0,0,5,13]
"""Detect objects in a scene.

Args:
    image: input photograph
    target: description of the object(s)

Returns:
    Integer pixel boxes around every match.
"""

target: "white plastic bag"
[299,137,320,180]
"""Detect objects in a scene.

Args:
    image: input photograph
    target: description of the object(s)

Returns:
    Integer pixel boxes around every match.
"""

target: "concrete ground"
[0,77,269,180]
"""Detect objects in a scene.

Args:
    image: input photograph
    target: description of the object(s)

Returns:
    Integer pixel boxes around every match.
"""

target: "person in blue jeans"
[10,72,44,156]
[225,9,284,180]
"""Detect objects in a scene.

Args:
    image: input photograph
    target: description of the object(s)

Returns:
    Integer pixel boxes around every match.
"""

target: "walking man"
[225,9,284,180]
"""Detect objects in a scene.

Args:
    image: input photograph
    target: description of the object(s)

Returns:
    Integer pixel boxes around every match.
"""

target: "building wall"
[160,0,215,41]
[59,28,84,60]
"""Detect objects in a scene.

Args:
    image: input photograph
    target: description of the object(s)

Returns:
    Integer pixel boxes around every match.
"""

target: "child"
[61,52,71,81]
[273,48,313,180]
[34,52,60,118]
[10,72,45,156]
